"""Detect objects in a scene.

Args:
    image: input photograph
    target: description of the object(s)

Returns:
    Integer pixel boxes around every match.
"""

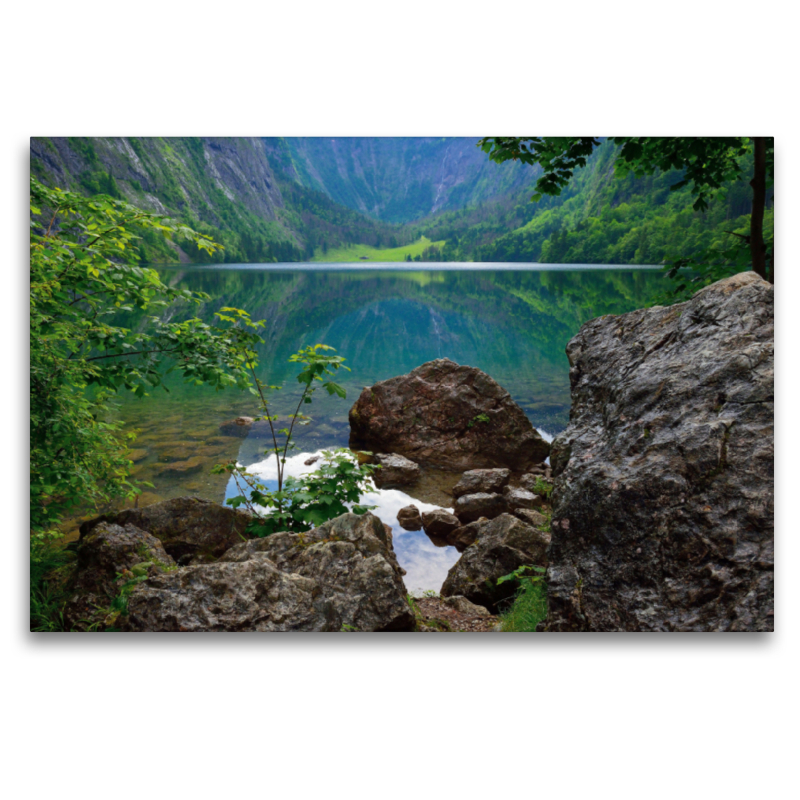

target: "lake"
[115,262,667,592]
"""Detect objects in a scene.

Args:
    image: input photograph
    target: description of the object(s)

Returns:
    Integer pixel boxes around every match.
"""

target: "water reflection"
[225,449,461,593]
[120,264,667,438]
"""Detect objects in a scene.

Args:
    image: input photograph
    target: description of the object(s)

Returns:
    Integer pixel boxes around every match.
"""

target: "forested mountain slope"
[408,139,773,265]
[264,137,536,223]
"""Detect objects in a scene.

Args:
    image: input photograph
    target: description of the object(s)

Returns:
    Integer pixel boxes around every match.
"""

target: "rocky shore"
[58,272,774,632]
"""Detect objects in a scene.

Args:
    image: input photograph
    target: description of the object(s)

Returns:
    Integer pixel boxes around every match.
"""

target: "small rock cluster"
[397,465,554,614]
[71,500,415,632]
[409,467,550,552]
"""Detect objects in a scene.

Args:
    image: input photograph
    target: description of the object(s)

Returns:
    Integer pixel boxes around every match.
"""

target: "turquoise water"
[116,263,667,590]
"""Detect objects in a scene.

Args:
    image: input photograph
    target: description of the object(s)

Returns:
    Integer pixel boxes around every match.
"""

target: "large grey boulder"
[81,497,252,563]
[124,513,415,632]
[348,359,550,471]
[545,272,774,632]
[441,514,550,612]
[65,522,175,630]
[125,559,335,632]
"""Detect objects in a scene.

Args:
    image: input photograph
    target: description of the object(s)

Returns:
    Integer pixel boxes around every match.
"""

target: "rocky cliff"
[31,137,284,225]
[546,272,774,632]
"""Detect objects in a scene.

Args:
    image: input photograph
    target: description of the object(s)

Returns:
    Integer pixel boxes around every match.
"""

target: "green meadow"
[310,236,447,263]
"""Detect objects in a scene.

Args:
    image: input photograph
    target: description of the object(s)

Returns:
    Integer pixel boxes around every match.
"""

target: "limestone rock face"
[452,468,511,498]
[453,492,507,524]
[125,513,414,632]
[397,505,423,531]
[372,453,420,488]
[441,514,550,612]
[125,559,334,632]
[545,272,774,632]
[348,359,550,471]
[65,522,175,630]
[81,497,252,563]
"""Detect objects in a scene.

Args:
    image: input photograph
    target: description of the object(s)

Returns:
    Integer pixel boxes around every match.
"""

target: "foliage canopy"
[478,136,774,295]
[29,177,264,531]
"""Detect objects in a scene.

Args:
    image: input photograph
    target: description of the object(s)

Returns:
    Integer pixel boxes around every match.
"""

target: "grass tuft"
[499,579,548,632]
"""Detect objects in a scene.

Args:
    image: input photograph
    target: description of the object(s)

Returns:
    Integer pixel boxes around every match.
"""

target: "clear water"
[115,262,667,590]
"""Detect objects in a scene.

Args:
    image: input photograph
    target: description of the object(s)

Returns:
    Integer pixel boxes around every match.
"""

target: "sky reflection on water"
[224,449,460,592]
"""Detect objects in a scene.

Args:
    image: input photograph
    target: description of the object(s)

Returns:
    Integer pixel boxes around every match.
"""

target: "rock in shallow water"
[348,358,550,471]
[452,468,511,498]
[372,453,420,488]
[545,272,774,632]
[397,504,423,531]
[453,492,507,524]
[421,508,461,539]
[219,416,254,437]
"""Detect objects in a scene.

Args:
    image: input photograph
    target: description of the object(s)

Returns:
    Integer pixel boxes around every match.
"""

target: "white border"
[4,2,795,798]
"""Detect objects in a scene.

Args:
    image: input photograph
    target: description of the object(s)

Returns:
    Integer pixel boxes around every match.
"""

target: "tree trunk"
[749,137,770,282]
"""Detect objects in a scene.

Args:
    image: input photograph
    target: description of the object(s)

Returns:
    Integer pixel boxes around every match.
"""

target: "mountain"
[264,137,536,223]
[29,137,409,264]
[30,137,770,269]
[408,139,772,267]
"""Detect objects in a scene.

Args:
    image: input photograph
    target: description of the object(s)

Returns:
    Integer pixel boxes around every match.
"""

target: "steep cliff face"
[546,272,774,632]
[30,137,284,227]
[266,137,536,223]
